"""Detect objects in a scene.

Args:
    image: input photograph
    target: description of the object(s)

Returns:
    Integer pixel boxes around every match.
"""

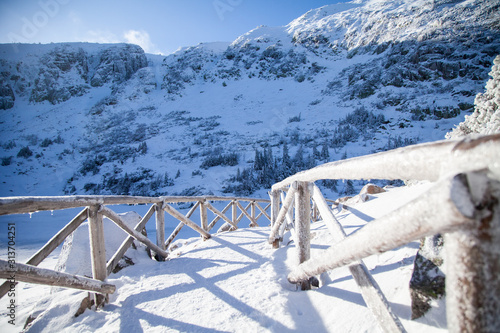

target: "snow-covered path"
[1,184,448,332]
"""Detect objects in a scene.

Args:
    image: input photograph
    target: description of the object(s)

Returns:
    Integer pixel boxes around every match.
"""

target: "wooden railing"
[0,195,270,307]
[268,133,500,333]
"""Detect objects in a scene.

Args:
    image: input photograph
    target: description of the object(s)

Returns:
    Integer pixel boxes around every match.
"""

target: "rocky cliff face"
[0,43,147,108]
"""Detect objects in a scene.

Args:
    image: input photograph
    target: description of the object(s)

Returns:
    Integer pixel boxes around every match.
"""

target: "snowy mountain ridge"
[0,0,499,199]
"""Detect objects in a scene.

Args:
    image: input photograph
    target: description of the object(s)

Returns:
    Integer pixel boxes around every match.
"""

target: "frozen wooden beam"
[268,183,298,247]
[288,173,476,284]
[445,172,500,332]
[0,259,115,294]
[311,184,405,333]
[295,182,312,291]
[0,208,88,299]
[99,206,168,260]
[0,195,161,216]
[163,204,211,240]
[165,201,200,249]
[107,204,155,276]
[272,133,500,191]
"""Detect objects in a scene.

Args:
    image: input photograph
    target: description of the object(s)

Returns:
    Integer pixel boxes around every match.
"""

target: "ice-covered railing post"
[295,181,312,290]
[87,204,107,308]
[269,133,500,333]
[445,172,500,332]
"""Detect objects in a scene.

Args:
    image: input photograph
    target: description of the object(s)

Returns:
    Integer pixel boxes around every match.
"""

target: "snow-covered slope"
[0,0,499,200]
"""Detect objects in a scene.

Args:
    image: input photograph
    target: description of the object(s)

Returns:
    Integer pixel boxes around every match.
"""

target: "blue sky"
[0,0,348,55]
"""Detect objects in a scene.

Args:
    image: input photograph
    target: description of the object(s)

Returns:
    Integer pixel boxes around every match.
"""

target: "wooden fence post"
[155,202,166,261]
[295,181,312,290]
[88,205,107,308]
[232,200,237,229]
[445,172,500,332]
[270,191,280,228]
[200,199,208,231]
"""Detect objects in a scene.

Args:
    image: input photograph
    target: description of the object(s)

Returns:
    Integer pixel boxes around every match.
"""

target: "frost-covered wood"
[200,199,208,231]
[288,174,476,284]
[445,172,500,332]
[208,201,232,232]
[204,201,238,230]
[0,195,162,216]
[99,205,169,259]
[268,183,297,247]
[0,208,88,299]
[311,185,405,333]
[107,204,155,276]
[0,259,115,294]
[88,206,107,282]
[165,201,200,249]
[255,202,271,223]
[294,182,312,290]
[272,134,500,191]
[163,203,211,239]
[0,195,269,216]
[155,202,166,251]
[270,190,280,228]
[236,201,258,227]
[279,192,294,241]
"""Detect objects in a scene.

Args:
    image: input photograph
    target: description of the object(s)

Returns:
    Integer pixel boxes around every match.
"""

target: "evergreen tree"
[321,142,330,161]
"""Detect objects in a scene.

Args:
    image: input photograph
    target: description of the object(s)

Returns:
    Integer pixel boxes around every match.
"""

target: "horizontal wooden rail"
[0,259,116,294]
[0,195,269,216]
[272,133,500,191]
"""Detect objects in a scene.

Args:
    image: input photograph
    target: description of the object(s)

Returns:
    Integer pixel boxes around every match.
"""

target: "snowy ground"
[0,183,448,332]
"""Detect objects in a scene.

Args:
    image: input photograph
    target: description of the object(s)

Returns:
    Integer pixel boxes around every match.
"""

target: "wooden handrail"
[272,133,500,191]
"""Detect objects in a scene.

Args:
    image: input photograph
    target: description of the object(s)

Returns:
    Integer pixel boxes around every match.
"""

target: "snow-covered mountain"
[1,0,499,198]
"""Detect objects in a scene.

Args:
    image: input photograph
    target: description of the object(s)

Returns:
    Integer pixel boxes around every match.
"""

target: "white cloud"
[85,30,120,44]
[123,29,162,54]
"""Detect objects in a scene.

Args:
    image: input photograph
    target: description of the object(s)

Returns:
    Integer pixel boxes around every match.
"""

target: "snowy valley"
[1,0,499,200]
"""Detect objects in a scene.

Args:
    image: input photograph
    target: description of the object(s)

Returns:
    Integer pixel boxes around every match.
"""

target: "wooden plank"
[88,205,107,282]
[288,174,476,284]
[0,196,161,216]
[0,208,88,299]
[255,203,271,223]
[295,181,311,290]
[106,204,155,276]
[155,202,166,251]
[88,205,107,308]
[311,184,406,333]
[165,201,200,249]
[251,202,256,226]
[235,200,257,227]
[200,199,208,231]
[0,259,115,294]
[0,195,270,216]
[268,183,297,246]
[270,191,280,228]
[445,172,500,333]
[163,204,211,240]
[99,206,168,259]
[204,201,238,230]
[207,201,234,232]
[272,133,500,191]
[279,191,293,240]
[216,201,236,233]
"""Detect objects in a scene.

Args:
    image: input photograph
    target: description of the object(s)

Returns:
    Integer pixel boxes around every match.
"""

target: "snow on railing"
[0,195,271,309]
[269,133,500,333]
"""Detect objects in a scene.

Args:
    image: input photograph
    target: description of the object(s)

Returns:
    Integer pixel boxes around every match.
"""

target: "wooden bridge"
[1,133,499,332]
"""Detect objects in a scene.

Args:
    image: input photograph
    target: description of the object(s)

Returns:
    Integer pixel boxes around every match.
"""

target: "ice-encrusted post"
[270,190,280,248]
[445,172,500,332]
[88,205,107,308]
[200,199,208,231]
[155,202,166,261]
[295,181,312,290]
